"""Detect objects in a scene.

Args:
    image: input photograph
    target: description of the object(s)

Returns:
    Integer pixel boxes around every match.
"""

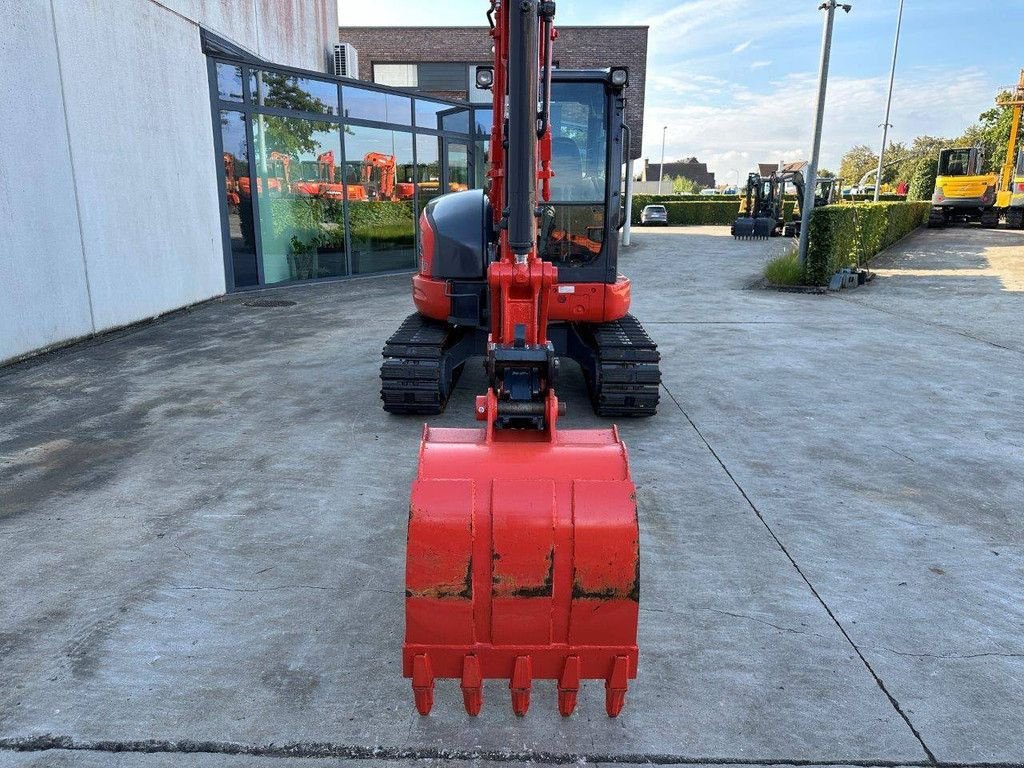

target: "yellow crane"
[995,69,1024,228]
[928,69,1024,229]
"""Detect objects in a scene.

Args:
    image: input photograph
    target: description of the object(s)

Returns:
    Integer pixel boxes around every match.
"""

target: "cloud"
[641,68,993,183]
[732,40,753,54]
[750,60,772,69]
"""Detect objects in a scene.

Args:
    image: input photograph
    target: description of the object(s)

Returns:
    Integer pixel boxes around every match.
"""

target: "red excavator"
[398,0,644,718]
[380,7,658,419]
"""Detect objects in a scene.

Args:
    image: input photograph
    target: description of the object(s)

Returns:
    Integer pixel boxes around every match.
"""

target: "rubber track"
[380,313,450,415]
[589,314,661,417]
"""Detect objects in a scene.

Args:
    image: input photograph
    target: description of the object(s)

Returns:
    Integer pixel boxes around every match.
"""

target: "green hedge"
[633,193,740,210]
[632,199,796,226]
[842,193,906,202]
[347,200,416,228]
[804,202,929,285]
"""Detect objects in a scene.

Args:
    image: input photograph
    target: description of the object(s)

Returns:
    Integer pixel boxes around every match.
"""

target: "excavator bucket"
[753,217,776,238]
[732,216,773,240]
[404,424,639,717]
[731,216,756,239]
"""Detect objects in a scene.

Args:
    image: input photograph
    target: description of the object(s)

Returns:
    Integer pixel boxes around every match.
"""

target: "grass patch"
[764,248,805,286]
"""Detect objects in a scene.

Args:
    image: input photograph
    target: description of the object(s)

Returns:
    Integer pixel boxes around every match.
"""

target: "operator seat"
[550,137,600,201]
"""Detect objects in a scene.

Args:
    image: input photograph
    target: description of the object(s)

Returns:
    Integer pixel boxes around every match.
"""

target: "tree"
[839,144,879,187]
[958,96,1015,173]
[672,176,702,194]
[880,140,909,185]
[817,168,836,178]
[908,159,938,201]
[255,72,335,157]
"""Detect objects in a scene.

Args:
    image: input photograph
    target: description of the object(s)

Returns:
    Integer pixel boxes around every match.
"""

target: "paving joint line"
[661,382,938,766]
[4,735,1017,766]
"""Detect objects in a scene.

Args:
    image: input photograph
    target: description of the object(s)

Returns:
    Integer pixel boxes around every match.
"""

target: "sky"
[338,0,1024,185]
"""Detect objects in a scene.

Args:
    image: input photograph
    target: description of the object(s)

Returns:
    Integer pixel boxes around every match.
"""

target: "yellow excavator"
[929,69,1024,229]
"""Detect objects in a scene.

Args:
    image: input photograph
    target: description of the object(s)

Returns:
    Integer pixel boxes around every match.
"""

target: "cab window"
[548,82,607,203]
[939,149,972,176]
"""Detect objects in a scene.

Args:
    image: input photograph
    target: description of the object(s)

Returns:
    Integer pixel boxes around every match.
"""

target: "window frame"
[205,46,482,291]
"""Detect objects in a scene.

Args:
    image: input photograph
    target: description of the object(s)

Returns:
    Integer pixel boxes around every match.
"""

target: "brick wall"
[338,25,648,159]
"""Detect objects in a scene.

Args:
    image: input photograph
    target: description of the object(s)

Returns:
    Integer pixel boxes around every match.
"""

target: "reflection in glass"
[447,142,469,192]
[217,63,243,102]
[252,116,347,284]
[250,71,338,115]
[414,99,452,131]
[343,126,416,274]
[342,86,411,125]
[441,108,471,134]
[549,82,607,202]
[473,108,493,137]
[415,134,442,215]
[538,205,605,267]
[474,140,491,191]
[220,111,258,287]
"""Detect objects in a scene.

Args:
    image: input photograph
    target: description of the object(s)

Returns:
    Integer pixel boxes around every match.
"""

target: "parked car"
[640,204,669,225]
[699,188,719,196]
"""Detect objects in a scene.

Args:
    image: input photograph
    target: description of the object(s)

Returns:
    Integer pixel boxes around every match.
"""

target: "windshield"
[1016,149,1024,176]
[548,82,607,202]
[939,149,973,176]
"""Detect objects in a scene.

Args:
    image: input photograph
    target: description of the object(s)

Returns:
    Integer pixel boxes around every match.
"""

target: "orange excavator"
[223,153,241,208]
[399,0,642,719]
[293,151,368,201]
[362,151,415,201]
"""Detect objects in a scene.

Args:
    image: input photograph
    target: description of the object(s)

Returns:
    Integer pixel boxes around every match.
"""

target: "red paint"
[410,274,632,325]
[405,424,639,716]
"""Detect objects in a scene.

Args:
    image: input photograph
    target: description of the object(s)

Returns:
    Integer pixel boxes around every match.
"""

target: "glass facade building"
[208,51,483,290]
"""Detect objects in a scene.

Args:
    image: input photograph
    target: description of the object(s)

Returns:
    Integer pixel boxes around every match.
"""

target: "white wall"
[0,0,338,364]
[1,1,95,360]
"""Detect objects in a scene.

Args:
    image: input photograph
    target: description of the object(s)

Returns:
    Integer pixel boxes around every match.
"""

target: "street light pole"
[798,1,850,268]
[657,125,667,195]
[873,0,904,202]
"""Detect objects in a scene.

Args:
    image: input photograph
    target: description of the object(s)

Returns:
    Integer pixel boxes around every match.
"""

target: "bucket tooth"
[510,656,532,716]
[605,655,630,717]
[557,656,581,716]
[461,655,483,716]
[412,654,434,715]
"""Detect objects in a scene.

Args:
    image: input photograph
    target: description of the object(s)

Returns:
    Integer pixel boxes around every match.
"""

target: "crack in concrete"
[832,294,1021,356]
[164,584,403,595]
[660,382,939,766]
[0,734,1006,766]
[701,607,833,640]
[642,605,833,641]
[873,647,1024,661]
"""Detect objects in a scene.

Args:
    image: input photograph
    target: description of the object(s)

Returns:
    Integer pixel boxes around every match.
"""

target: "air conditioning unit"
[333,42,359,79]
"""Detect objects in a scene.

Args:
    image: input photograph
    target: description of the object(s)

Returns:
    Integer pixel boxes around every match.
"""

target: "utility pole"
[798,1,851,268]
[873,0,904,202]
[657,125,667,194]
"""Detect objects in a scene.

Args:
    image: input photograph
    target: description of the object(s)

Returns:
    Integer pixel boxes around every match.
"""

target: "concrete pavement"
[1,225,1022,767]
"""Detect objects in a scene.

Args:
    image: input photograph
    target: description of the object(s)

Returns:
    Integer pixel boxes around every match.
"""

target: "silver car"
[640,204,668,225]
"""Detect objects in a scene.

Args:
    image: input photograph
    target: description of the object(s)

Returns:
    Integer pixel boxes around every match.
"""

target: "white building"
[2,0,338,365]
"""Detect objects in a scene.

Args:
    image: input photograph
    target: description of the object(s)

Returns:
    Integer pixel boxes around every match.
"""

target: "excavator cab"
[537,74,623,274]
[383,62,659,421]
[930,146,999,227]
